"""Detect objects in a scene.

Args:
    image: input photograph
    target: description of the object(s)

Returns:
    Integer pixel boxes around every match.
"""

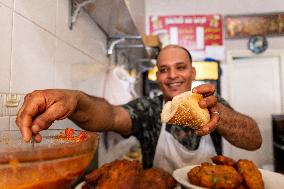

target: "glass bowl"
[0,129,99,189]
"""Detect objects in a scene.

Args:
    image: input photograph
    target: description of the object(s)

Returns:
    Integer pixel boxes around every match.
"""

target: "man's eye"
[177,66,186,70]
[159,68,167,73]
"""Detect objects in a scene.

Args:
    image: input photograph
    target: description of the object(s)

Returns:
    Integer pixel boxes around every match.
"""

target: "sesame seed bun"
[161,91,210,129]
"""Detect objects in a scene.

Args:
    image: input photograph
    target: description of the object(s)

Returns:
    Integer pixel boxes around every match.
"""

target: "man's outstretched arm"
[16,89,132,142]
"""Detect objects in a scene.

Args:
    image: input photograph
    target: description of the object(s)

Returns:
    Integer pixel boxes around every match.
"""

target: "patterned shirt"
[122,94,232,169]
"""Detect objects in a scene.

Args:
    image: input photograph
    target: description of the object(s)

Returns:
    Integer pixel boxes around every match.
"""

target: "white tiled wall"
[15,0,57,34]
[0,0,109,130]
[0,116,9,131]
[0,3,12,92]
[54,40,91,90]
[0,0,13,9]
[11,13,56,93]
[56,0,108,62]
[9,116,17,130]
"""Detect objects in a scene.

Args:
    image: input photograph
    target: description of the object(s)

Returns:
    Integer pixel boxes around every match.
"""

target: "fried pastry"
[236,159,264,189]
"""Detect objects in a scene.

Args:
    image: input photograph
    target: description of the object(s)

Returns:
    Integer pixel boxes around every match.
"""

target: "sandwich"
[161,91,210,129]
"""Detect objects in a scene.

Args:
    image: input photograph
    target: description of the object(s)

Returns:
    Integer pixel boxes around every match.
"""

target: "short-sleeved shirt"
[122,94,232,169]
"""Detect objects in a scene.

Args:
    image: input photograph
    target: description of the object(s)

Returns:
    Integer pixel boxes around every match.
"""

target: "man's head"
[156,45,196,101]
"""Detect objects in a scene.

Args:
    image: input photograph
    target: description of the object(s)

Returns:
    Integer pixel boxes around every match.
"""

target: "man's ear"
[191,67,196,80]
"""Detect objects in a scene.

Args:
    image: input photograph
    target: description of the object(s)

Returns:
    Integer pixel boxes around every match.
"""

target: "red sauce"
[58,128,88,143]
[1,153,93,189]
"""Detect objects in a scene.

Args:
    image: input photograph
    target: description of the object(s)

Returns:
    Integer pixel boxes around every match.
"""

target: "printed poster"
[149,14,223,60]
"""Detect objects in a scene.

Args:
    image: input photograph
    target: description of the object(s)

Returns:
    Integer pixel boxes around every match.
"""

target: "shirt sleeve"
[122,96,162,169]
[121,97,151,140]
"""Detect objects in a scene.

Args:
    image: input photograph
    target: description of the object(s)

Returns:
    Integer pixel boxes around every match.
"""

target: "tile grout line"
[54,0,59,87]
[0,94,3,117]
[9,0,16,125]
[9,3,15,94]
[0,1,12,9]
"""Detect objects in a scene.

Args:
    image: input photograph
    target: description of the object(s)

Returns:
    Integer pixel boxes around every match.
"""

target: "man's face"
[156,47,196,101]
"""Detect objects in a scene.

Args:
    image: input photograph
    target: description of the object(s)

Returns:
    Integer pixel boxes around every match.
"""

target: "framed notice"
[149,14,223,51]
[225,12,284,39]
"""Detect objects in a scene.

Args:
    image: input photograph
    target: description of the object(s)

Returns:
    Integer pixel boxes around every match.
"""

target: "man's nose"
[168,69,178,78]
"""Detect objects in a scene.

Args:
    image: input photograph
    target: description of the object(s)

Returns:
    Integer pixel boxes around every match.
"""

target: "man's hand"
[16,89,79,143]
[192,84,219,136]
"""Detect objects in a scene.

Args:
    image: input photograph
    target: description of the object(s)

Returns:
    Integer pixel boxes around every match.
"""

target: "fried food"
[83,159,141,189]
[236,159,264,189]
[187,163,243,189]
[187,165,201,185]
[187,156,265,189]
[134,168,177,189]
[211,155,236,167]
[83,160,176,189]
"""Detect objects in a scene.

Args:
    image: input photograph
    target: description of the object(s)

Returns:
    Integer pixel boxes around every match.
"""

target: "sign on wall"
[149,14,223,50]
[225,12,284,39]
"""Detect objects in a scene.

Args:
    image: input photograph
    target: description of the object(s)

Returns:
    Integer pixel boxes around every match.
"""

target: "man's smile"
[166,81,185,91]
[167,81,183,88]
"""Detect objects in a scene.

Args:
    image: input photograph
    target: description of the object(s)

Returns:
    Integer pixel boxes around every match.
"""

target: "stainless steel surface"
[84,0,145,36]
[83,0,158,64]
[70,0,157,69]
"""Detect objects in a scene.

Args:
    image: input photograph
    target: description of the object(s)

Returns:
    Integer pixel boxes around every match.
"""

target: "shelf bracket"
[107,38,126,55]
[107,35,143,55]
[69,0,96,30]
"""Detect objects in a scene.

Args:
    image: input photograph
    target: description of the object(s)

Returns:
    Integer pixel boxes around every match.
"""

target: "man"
[16,45,262,172]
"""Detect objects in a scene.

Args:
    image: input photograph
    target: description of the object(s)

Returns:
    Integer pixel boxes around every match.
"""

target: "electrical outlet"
[0,93,24,117]
[5,94,20,107]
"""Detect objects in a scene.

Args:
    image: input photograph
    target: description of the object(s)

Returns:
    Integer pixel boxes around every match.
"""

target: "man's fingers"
[192,84,215,97]
[194,107,219,136]
[199,96,217,108]
[16,90,78,143]
[20,125,33,143]
[17,105,32,142]
[32,103,72,132]
[194,117,218,136]
[31,125,41,134]
[16,93,46,142]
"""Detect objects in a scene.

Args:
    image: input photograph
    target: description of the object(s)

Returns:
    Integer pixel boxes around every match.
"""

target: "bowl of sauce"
[0,129,99,189]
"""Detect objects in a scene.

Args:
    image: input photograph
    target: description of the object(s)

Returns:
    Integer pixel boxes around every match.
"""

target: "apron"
[153,122,216,173]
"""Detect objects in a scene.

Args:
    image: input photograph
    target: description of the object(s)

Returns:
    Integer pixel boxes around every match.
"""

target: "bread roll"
[161,91,210,129]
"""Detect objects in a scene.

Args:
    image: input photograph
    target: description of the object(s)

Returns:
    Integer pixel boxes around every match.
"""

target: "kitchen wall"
[145,0,284,168]
[145,0,284,99]
[0,0,110,131]
[145,0,284,52]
